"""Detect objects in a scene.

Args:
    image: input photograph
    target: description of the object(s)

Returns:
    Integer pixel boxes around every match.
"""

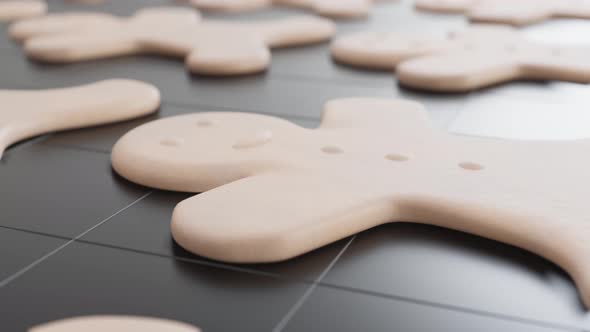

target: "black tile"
[269,43,395,88]
[283,285,567,332]
[45,0,177,15]
[80,190,349,281]
[41,103,321,153]
[0,144,149,237]
[0,24,16,51]
[0,227,66,281]
[322,223,590,329]
[0,241,308,332]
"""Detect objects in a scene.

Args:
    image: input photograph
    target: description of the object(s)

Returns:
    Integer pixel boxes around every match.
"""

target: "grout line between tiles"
[2,222,585,331]
[1,135,50,159]
[42,141,111,155]
[74,239,289,281]
[0,191,153,289]
[269,71,394,90]
[0,225,73,242]
[315,282,585,332]
[271,235,357,332]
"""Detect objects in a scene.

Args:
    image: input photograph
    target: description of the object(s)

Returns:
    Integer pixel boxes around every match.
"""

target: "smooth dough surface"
[0,79,160,159]
[331,25,590,91]
[113,97,590,309]
[415,0,590,26]
[10,7,334,75]
[30,316,201,332]
[187,0,393,18]
[0,0,46,22]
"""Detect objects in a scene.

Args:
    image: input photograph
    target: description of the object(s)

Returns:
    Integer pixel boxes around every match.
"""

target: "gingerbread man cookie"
[186,0,389,18]
[10,7,334,75]
[331,26,590,92]
[30,316,201,332]
[0,79,160,159]
[415,0,590,26]
[112,98,590,308]
[0,0,46,22]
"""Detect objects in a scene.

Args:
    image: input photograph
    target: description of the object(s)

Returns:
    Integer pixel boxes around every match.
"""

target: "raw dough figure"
[112,98,590,308]
[331,26,590,92]
[415,0,590,26]
[10,7,335,75]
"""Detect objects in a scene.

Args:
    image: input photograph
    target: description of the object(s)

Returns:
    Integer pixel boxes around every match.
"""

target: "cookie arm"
[170,172,397,263]
[0,79,160,159]
[521,48,590,84]
[468,3,551,26]
[396,50,521,92]
[252,16,335,48]
[22,29,143,62]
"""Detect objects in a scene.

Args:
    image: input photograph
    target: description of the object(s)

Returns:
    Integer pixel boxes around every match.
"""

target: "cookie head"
[111,112,303,192]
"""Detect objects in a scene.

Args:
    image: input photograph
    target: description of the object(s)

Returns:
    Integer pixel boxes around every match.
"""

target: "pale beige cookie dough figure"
[415,0,590,26]
[186,0,393,18]
[30,316,201,332]
[113,98,590,308]
[0,79,160,159]
[9,7,334,75]
[0,0,46,22]
[331,26,590,92]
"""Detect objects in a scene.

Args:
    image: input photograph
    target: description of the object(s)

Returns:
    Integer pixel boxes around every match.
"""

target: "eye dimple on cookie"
[415,0,590,26]
[0,0,46,22]
[29,316,201,332]
[0,79,160,160]
[330,26,590,92]
[186,0,392,18]
[9,7,335,76]
[112,97,590,309]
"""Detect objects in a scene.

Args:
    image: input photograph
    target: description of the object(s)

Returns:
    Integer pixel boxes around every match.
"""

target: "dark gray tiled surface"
[322,224,590,329]
[2,0,590,331]
[0,144,149,237]
[285,285,568,332]
[0,241,308,332]
[0,227,66,281]
[79,190,349,281]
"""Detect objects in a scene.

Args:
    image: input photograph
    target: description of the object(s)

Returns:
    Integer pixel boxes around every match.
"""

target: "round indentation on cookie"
[233,130,273,149]
[385,153,409,162]
[459,161,484,171]
[321,146,343,154]
[196,119,213,127]
[160,138,185,147]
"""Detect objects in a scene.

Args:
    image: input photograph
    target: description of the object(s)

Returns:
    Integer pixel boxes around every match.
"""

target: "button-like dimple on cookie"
[321,146,343,154]
[160,137,185,147]
[459,161,484,171]
[233,130,273,149]
[196,119,213,127]
[385,153,409,162]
